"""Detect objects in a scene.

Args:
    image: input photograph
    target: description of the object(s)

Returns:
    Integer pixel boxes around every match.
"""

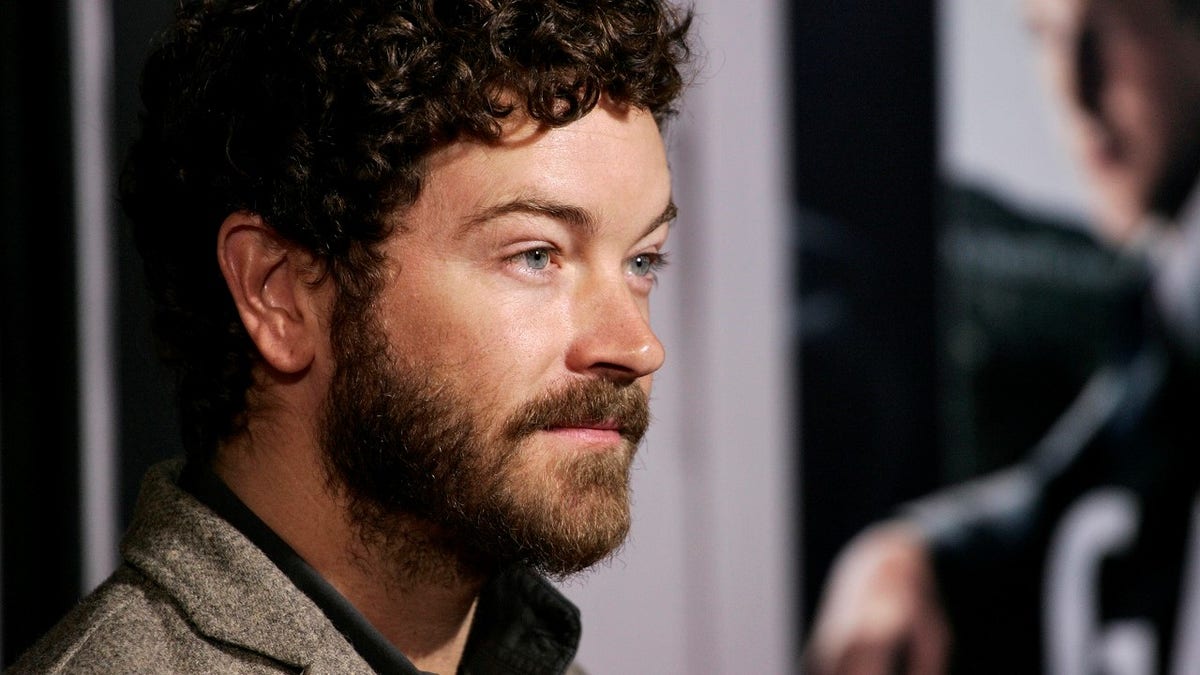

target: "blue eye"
[629,252,667,277]
[521,248,551,270]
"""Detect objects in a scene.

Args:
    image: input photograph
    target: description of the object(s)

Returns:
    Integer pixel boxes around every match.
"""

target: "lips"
[502,379,651,445]
[540,424,626,449]
[542,419,629,446]
[1079,128,1125,171]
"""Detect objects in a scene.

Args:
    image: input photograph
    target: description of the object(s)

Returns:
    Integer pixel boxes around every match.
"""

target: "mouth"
[541,419,625,445]
[1081,132,1125,171]
[503,380,651,448]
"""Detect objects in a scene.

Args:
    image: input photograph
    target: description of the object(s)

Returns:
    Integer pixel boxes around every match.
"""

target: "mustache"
[503,379,650,445]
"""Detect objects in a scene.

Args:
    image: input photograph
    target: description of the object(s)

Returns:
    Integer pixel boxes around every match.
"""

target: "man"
[806,0,1200,673]
[11,1,692,673]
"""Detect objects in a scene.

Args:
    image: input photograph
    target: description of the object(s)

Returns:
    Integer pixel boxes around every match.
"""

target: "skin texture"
[213,100,672,674]
[369,100,669,477]
[806,1,1200,673]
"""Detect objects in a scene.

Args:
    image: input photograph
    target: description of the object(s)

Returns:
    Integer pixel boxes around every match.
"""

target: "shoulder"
[8,564,293,674]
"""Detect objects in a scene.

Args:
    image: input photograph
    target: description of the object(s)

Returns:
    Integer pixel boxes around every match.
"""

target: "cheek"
[1105,45,1173,137]
[479,289,574,378]
[381,269,572,389]
[1112,90,1174,192]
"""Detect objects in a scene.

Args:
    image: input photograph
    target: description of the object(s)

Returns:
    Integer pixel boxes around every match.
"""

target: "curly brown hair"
[122,0,693,460]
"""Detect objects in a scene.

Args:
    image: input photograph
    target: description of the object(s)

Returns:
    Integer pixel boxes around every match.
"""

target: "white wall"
[562,1,798,673]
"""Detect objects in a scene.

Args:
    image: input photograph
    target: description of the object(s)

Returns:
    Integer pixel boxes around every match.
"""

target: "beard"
[319,297,649,580]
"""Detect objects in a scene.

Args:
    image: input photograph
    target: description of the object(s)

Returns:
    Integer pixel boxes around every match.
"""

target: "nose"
[565,278,666,381]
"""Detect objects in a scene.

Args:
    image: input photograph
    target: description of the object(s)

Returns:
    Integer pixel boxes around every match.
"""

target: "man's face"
[321,101,672,576]
[1025,0,1200,241]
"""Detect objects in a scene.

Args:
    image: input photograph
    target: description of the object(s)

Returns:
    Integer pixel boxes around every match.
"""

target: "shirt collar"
[178,460,582,675]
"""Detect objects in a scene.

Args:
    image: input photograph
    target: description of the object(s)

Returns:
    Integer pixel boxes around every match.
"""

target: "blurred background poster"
[935,0,1144,489]
[803,0,1200,672]
[794,0,940,633]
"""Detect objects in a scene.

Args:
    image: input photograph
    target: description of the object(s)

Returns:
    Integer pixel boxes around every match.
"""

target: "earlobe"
[217,212,319,374]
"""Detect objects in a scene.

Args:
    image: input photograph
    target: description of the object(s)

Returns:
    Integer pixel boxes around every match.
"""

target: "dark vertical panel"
[112,0,181,529]
[791,0,939,626]
[0,3,83,666]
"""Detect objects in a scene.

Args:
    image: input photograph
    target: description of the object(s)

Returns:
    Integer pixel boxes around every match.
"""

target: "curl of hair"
[122,0,693,458]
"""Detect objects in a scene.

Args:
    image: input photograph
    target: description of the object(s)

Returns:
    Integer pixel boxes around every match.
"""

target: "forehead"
[414,103,670,224]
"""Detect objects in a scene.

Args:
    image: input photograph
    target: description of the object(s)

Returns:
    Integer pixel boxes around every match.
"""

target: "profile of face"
[321,101,673,577]
[1024,0,1200,241]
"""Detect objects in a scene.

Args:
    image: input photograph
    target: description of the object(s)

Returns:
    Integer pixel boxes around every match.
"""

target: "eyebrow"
[457,196,677,240]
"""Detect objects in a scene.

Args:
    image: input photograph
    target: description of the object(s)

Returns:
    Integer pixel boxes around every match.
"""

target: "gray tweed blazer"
[10,459,380,674]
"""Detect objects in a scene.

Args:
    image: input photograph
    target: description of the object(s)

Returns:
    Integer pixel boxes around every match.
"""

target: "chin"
[492,440,635,574]
[1090,182,1152,244]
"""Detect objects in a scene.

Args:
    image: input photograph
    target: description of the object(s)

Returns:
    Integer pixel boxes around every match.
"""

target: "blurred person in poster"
[806,0,1200,673]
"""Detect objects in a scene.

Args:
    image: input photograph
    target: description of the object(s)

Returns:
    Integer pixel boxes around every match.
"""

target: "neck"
[214,428,488,673]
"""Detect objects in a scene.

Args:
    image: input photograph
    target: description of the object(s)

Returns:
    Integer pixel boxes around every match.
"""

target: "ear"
[217,212,322,374]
